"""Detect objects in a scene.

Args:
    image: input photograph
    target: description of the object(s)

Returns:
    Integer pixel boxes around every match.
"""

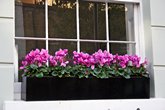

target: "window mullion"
[45,0,49,51]
[105,2,109,52]
[76,0,80,52]
[134,3,145,59]
[134,4,140,55]
[45,0,49,66]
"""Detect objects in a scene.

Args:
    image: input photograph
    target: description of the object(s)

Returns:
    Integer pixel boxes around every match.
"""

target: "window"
[15,0,141,82]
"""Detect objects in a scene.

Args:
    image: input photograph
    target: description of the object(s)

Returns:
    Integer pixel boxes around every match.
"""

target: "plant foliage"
[20,49,149,79]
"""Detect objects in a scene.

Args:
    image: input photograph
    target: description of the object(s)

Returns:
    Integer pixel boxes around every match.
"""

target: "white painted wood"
[14,83,21,100]
[154,67,165,98]
[152,27,165,65]
[150,0,165,26]
[105,3,109,52]
[0,18,14,63]
[141,0,154,97]
[0,0,14,17]
[76,0,80,52]
[0,64,14,110]
[4,99,165,110]
[15,37,136,43]
[45,0,49,51]
[14,83,21,93]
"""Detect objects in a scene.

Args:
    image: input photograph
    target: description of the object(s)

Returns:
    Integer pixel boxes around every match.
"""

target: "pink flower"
[20,48,49,69]
[55,49,68,57]
[49,49,69,67]
[91,65,95,70]
[60,61,69,67]
[129,55,141,67]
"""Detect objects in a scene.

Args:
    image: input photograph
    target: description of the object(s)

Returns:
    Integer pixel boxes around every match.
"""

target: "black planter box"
[21,77,150,101]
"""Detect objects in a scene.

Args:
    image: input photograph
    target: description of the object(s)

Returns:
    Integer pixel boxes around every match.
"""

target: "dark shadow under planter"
[21,77,150,101]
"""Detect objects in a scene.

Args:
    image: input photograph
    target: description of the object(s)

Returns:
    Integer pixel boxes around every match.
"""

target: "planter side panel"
[21,77,150,101]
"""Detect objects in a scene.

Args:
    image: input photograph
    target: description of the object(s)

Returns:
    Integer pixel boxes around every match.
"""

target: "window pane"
[15,1,45,37]
[109,43,135,55]
[49,41,77,59]
[79,1,106,40]
[48,0,76,39]
[15,39,46,81]
[80,42,106,54]
[108,3,134,41]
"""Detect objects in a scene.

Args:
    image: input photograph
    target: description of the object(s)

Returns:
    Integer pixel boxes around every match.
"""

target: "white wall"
[141,0,155,97]
[0,0,14,110]
[150,0,165,97]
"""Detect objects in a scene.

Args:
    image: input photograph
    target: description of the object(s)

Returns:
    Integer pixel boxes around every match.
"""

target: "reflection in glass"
[15,39,46,81]
[48,0,76,39]
[80,42,106,54]
[108,3,134,41]
[79,1,106,40]
[15,0,45,37]
[109,43,135,55]
[49,41,77,59]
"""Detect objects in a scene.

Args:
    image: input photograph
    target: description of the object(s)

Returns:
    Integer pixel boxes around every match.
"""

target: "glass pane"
[49,41,77,59]
[15,39,46,81]
[79,1,106,40]
[108,3,134,41]
[15,0,45,37]
[109,43,135,55]
[80,42,106,54]
[48,0,76,39]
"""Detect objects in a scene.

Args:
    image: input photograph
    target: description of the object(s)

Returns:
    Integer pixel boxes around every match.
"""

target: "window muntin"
[15,0,137,81]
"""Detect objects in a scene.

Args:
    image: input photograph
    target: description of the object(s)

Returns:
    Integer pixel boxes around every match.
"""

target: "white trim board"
[4,99,165,110]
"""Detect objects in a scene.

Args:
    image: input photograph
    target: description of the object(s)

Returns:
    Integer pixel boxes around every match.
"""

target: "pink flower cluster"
[20,49,49,70]
[73,51,95,69]
[73,49,148,69]
[93,50,114,67]
[20,48,148,71]
[20,49,70,70]
[73,50,114,69]
[49,49,69,67]
[113,54,142,68]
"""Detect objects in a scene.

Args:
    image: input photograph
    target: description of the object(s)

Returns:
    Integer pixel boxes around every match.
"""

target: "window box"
[21,76,150,101]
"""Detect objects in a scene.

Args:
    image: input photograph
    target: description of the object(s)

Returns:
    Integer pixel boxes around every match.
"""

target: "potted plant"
[20,49,150,101]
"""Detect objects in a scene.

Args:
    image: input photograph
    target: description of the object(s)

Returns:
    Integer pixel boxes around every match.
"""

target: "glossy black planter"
[21,77,150,101]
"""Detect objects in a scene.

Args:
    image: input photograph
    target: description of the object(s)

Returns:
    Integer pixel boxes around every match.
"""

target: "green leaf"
[123,74,131,79]
[94,68,101,74]
[118,71,124,76]
[138,67,143,73]
[125,67,131,73]
[30,64,38,69]
[61,70,66,75]
[142,74,149,77]
[51,71,58,76]
[35,73,44,78]
[110,70,116,75]
[40,68,48,73]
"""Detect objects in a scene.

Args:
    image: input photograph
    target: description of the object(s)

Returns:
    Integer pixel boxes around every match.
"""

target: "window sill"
[4,98,165,110]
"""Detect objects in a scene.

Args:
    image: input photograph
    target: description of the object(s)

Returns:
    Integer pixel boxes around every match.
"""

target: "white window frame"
[14,0,145,100]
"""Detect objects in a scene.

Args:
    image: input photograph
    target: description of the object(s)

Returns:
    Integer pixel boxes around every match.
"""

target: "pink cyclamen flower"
[49,49,69,67]
[20,49,49,69]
